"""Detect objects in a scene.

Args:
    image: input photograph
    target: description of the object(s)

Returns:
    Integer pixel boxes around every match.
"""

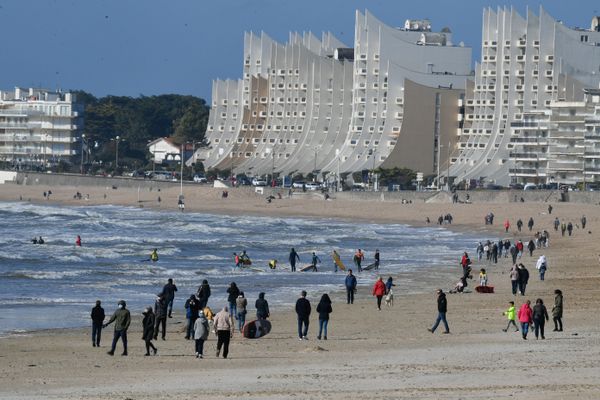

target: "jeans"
[539,269,546,281]
[518,282,527,295]
[154,316,166,339]
[110,329,127,353]
[195,338,205,355]
[318,319,329,339]
[166,298,174,317]
[186,317,197,339]
[511,280,518,295]
[216,330,230,358]
[534,319,545,338]
[431,312,449,333]
[92,322,102,346]
[521,322,530,338]
[145,339,156,355]
[229,302,237,318]
[346,288,354,304]
[297,317,309,338]
[237,311,246,331]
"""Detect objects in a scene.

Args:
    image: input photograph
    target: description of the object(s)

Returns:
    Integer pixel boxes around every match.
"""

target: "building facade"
[196,11,472,181]
[450,7,600,186]
[0,87,83,168]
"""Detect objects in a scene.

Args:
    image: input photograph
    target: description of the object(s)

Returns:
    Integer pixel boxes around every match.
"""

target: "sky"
[1,1,598,101]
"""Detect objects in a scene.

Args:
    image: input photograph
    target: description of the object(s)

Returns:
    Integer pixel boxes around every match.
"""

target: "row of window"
[483,39,541,47]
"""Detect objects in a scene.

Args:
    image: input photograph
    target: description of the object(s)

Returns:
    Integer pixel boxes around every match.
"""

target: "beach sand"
[1,184,600,399]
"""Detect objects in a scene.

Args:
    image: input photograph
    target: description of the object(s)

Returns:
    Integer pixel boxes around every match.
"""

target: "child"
[502,301,519,332]
[479,268,488,286]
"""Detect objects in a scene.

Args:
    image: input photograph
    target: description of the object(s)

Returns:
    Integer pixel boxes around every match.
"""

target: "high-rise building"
[196,11,472,182]
[0,87,84,169]
[450,7,600,186]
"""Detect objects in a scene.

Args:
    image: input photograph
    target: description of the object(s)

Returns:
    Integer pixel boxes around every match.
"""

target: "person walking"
[91,300,105,347]
[372,277,386,311]
[103,300,131,356]
[385,276,395,294]
[554,217,560,232]
[552,289,563,332]
[289,248,300,272]
[316,294,332,340]
[517,300,533,340]
[142,307,157,356]
[509,265,519,295]
[567,222,573,236]
[353,249,365,272]
[295,290,311,340]
[517,263,529,295]
[536,255,548,281]
[213,306,234,358]
[193,310,209,358]
[504,219,510,233]
[516,219,523,232]
[532,298,549,340]
[428,289,450,334]
[227,282,240,317]
[255,292,270,320]
[196,279,211,309]
[561,223,567,237]
[161,278,178,318]
[374,249,380,269]
[528,217,534,231]
[153,294,168,340]
[581,215,587,229]
[310,252,321,272]
[184,294,200,340]
[527,239,536,257]
[235,292,247,332]
[345,270,357,304]
[548,204,553,215]
[502,301,519,332]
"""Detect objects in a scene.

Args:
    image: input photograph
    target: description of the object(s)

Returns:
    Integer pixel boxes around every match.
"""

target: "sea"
[0,202,477,335]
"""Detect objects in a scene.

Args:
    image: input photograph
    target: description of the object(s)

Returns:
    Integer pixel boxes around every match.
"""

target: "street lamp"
[80,134,86,175]
[111,135,121,169]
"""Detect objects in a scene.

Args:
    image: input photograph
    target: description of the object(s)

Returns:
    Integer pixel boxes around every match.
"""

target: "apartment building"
[450,7,600,186]
[197,11,472,180]
[0,87,83,168]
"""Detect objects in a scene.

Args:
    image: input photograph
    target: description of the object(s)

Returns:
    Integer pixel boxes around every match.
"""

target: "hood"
[258,292,265,299]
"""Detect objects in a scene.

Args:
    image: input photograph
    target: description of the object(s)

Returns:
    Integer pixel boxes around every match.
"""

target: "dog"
[384,289,394,307]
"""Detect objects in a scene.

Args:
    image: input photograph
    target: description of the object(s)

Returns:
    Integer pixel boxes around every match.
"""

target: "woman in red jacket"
[517,300,533,340]
[372,277,386,311]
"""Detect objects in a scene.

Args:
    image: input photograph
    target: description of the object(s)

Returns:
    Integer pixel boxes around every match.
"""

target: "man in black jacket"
[428,289,450,334]
[161,278,178,318]
[91,300,105,347]
[154,294,168,340]
[295,290,311,340]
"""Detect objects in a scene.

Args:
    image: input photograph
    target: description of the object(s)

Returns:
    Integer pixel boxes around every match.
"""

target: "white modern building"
[196,11,472,180]
[0,87,83,168]
[450,7,600,186]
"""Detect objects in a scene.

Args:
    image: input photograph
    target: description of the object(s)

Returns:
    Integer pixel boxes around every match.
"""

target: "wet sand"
[1,184,600,399]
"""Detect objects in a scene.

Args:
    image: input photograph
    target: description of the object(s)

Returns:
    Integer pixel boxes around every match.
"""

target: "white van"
[523,183,537,191]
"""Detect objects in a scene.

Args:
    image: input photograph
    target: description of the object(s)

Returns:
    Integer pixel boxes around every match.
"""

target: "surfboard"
[241,266,263,272]
[332,251,346,271]
[242,319,272,339]
[299,264,316,272]
[242,258,252,266]
[362,262,378,271]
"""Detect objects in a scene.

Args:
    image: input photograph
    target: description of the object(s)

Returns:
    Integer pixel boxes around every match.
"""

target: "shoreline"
[1,184,600,399]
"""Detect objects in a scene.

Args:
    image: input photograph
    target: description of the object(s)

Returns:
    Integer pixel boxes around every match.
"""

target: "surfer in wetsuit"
[31,237,38,244]
[76,235,82,247]
[150,249,159,262]
[289,248,300,272]
[354,249,364,272]
[38,236,45,244]
[268,259,278,269]
[239,250,250,266]
[374,249,380,270]
[310,252,321,272]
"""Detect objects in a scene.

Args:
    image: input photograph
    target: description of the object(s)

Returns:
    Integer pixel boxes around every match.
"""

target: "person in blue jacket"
[345,270,357,304]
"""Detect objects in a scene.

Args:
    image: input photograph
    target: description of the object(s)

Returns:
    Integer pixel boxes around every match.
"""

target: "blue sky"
[1,1,597,100]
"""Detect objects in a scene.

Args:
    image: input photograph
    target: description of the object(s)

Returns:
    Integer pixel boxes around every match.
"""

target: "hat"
[198,310,204,316]
[118,300,126,307]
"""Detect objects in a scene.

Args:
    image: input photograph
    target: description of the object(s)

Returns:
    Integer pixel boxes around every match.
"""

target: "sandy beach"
[1,184,600,399]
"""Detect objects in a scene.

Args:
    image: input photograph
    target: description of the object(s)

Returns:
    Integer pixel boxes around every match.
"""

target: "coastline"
[1,184,600,399]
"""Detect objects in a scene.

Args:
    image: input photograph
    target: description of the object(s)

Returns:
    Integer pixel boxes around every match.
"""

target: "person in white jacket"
[535,255,547,281]
[193,310,209,358]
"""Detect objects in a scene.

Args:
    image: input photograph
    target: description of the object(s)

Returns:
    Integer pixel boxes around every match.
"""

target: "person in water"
[76,235,82,247]
[150,249,159,262]
[289,248,300,272]
[311,252,321,272]
[37,236,45,244]
[268,259,278,269]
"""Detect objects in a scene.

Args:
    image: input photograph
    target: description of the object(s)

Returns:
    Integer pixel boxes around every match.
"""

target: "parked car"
[252,177,268,186]
[305,182,323,191]
[292,181,306,189]
[193,174,208,183]
[523,183,537,191]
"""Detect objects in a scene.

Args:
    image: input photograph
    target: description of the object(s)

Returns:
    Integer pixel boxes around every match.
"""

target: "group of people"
[502,289,563,339]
